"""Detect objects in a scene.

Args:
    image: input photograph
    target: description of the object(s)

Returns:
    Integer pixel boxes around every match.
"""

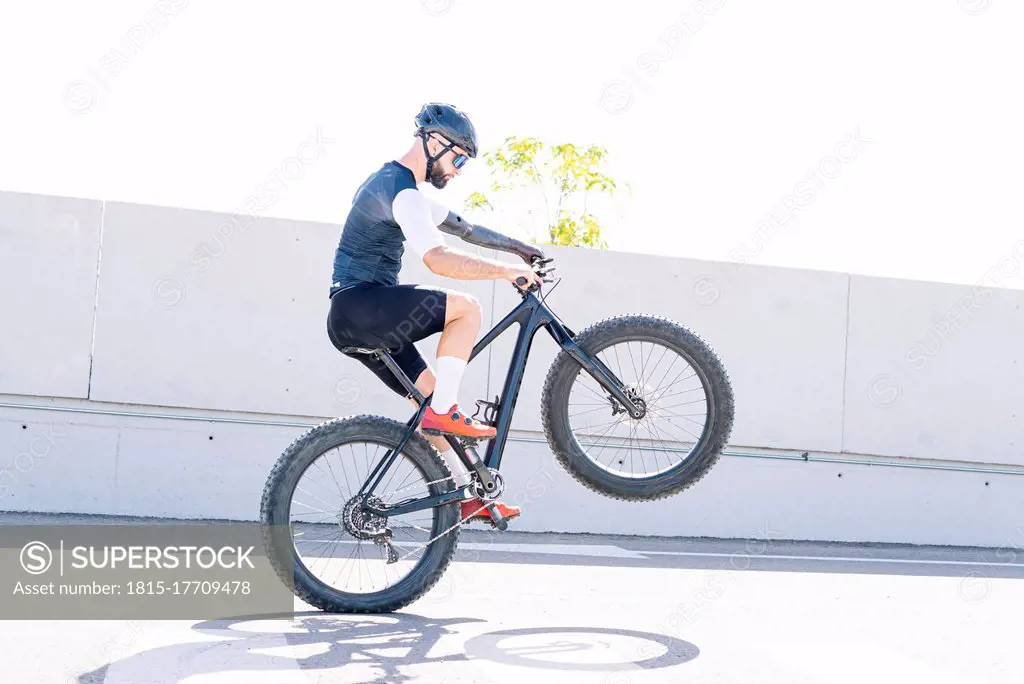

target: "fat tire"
[260,414,460,613]
[541,315,734,502]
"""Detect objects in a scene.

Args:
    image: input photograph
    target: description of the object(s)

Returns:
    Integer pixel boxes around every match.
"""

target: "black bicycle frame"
[360,289,639,518]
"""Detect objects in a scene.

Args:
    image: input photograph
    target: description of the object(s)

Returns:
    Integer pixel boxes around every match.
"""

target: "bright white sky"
[3,1,1023,289]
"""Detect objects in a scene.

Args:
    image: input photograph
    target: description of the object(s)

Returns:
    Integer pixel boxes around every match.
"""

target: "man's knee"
[447,292,482,320]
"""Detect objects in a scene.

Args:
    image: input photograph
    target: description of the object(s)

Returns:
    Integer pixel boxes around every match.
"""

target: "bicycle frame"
[359,288,640,519]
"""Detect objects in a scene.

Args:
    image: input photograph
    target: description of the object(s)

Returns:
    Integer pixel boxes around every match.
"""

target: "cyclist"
[327,102,545,526]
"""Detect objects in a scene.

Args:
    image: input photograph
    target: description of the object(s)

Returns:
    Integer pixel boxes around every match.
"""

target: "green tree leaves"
[465,136,617,249]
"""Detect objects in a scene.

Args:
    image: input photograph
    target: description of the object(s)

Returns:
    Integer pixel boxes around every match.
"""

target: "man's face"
[427,134,468,190]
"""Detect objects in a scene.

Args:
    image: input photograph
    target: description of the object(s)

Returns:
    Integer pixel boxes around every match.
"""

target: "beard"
[428,162,450,189]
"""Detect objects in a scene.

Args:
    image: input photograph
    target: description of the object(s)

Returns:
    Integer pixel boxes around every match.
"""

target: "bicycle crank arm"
[456,440,498,495]
[485,502,509,531]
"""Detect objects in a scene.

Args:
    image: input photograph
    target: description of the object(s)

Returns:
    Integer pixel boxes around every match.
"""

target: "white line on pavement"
[640,550,1024,567]
[295,538,1024,567]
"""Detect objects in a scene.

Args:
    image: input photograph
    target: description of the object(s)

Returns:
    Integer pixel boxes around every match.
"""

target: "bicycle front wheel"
[541,315,734,501]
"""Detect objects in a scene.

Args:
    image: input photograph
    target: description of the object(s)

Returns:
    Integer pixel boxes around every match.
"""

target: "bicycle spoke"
[647,369,699,406]
[657,405,710,428]
[339,540,361,590]
[609,407,644,476]
[658,397,709,411]
[585,414,630,464]
[387,462,418,498]
[600,419,635,471]
[315,456,347,499]
[625,415,647,475]
[633,419,648,475]
[644,410,703,444]
[289,499,331,514]
[567,337,710,480]
[336,447,354,498]
[656,385,706,399]
[289,437,442,599]
[311,531,348,578]
[569,404,614,420]
[626,341,641,386]
[611,345,626,387]
[294,485,340,514]
[642,344,669,388]
[576,376,614,405]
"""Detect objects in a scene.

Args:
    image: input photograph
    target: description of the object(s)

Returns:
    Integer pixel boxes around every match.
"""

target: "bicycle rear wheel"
[260,415,460,613]
[541,315,734,501]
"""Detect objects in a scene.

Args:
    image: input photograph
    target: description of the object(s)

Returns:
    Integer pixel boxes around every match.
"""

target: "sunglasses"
[431,134,469,169]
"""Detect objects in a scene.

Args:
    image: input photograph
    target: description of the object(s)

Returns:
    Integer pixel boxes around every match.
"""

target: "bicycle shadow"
[71,611,699,683]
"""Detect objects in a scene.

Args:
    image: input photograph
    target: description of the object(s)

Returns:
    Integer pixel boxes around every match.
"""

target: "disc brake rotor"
[610,385,647,418]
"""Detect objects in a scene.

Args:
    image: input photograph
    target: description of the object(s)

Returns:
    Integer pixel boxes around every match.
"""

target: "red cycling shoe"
[461,498,522,527]
[421,404,497,439]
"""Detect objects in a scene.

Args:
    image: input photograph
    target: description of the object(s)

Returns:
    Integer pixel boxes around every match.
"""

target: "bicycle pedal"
[485,502,509,532]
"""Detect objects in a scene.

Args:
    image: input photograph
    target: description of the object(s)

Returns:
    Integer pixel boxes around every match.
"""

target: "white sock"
[438,447,473,488]
[431,356,467,414]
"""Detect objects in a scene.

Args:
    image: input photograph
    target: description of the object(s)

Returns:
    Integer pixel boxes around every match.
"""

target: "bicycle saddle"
[340,346,382,355]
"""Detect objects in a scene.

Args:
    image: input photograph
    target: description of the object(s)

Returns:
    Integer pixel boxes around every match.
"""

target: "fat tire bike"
[260,257,735,613]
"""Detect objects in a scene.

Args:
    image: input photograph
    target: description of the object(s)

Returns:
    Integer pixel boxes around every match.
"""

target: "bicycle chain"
[388,500,488,565]
[361,472,485,565]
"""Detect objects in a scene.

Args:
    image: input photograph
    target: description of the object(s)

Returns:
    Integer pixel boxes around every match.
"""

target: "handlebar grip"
[515,276,528,287]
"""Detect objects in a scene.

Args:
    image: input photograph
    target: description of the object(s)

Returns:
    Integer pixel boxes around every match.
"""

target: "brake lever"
[532,256,555,269]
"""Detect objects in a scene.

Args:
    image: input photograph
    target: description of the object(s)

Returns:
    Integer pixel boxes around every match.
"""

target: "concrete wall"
[2,190,1022,548]
[0,192,103,399]
[844,275,1024,466]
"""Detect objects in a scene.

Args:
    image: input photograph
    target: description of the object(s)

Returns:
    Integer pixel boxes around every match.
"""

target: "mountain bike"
[260,256,735,613]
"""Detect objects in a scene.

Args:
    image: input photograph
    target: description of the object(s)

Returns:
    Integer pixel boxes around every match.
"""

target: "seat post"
[374,349,426,404]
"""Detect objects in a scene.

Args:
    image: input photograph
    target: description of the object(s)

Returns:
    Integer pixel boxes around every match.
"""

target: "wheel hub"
[341,495,389,540]
[610,386,647,419]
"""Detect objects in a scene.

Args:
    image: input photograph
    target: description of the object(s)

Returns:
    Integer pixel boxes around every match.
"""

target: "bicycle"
[260,256,735,613]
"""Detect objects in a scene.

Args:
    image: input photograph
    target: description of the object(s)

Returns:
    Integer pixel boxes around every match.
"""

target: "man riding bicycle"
[326,102,545,527]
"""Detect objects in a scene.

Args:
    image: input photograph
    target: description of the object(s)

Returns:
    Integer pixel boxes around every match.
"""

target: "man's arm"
[392,189,542,286]
[436,210,546,265]
[417,192,546,264]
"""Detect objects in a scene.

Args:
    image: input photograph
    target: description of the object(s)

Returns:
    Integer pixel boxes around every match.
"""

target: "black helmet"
[414,102,478,158]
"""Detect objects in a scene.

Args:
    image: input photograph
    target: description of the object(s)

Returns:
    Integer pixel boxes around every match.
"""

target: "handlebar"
[513,256,556,295]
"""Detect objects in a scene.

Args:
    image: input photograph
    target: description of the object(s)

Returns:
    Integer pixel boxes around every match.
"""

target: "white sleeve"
[422,193,450,226]
[392,188,447,259]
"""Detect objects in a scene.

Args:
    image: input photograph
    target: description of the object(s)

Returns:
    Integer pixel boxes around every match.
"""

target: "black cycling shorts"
[326,283,449,398]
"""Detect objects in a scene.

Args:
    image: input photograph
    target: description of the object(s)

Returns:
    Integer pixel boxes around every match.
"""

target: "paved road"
[2,513,1022,683]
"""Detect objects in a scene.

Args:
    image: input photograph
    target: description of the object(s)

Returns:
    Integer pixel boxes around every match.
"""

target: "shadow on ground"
[71,611,699,683]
